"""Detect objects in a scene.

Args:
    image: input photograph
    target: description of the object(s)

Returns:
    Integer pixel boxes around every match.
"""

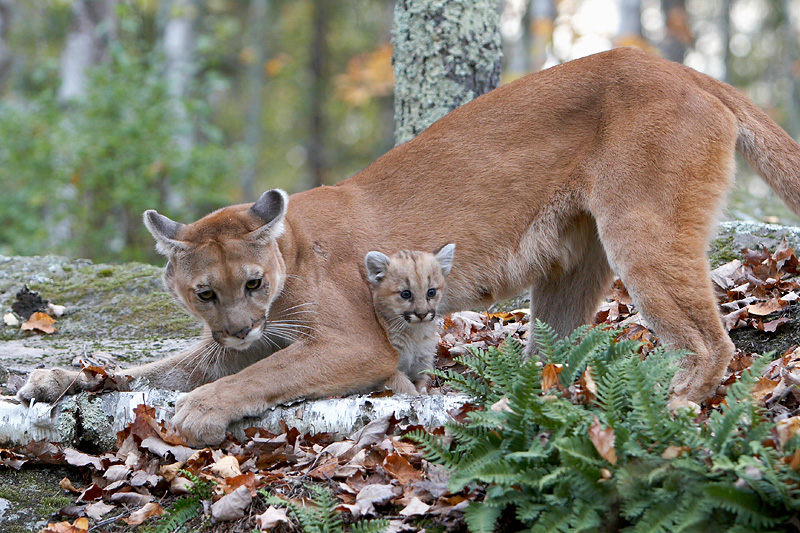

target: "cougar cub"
[365,244,456,395]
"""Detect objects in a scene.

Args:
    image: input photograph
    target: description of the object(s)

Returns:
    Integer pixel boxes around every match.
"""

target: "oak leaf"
[256,505,290,530]
[123,501,165,525]
[21,311,56,334]
[588,416,617,465]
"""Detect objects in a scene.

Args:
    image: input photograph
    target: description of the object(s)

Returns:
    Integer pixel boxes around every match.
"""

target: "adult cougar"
[19,48,800,445]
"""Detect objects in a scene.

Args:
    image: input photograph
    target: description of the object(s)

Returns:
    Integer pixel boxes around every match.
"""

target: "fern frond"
[463,501,503,533]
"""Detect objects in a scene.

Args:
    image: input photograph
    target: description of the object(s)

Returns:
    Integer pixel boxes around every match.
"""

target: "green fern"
[410,324,800,532]
[147,494,202,533]
[146,470,216,533]
[260,484,388,533]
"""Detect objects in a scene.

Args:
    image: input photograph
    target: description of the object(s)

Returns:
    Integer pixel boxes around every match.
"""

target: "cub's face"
[144,190,288,351]
[365,244,456,328]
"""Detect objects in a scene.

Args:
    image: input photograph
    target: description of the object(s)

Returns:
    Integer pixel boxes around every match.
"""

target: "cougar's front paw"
[17,368,87,404]
[171,385,238,447]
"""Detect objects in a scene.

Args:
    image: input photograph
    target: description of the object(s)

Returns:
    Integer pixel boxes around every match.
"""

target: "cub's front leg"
[17,367,104,404]
[170,331,398,446]
[17,336,251,404]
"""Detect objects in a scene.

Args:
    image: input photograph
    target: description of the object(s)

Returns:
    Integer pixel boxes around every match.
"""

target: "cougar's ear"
[365,251,390,285]
[247,189,289,241]
[434,243,456,277]
[143,210,187,256]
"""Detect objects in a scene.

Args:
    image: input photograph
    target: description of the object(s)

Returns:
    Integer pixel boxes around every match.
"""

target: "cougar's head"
[143,189,288,351]
[365,244,456,326]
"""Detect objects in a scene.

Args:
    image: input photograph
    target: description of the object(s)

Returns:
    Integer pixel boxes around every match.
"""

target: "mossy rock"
[0,466,82,532]
[0,255,200,377]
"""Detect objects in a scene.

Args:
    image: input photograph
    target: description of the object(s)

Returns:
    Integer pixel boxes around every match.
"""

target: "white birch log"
[0,389,468,449]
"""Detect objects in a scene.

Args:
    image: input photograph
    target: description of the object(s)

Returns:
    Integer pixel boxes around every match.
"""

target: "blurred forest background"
[0,0,799,264]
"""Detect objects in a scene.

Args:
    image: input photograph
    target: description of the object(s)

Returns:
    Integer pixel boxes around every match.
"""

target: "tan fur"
[20,48,800,445]
[366,245,455,395]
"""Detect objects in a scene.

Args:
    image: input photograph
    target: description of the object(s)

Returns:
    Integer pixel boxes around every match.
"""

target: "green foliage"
[146,470,216,533]
[410,320,800,532]
[0,47,237,263]
[260,484,389,533]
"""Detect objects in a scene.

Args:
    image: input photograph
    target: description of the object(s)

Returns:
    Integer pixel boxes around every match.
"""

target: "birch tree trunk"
[0,0,12,93]
[58,0,117,102]
[242,0,268,201]
[391,0,502,145]
[163,0,197,154]
[307,0,329,188]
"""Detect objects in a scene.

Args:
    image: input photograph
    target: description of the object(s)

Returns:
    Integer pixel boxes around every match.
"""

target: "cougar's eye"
[400,290,412,300]
[197,289,215,302]
[245,278,262,291]
[426,288,437,299]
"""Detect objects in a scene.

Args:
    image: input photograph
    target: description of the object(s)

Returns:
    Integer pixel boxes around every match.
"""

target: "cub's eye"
[197,289,215,302]
[245,278,262,291]
[426,288,437,299]
[400,290,412,300]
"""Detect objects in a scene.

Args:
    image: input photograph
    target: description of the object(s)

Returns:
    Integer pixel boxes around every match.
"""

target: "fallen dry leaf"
[256,505,290,530]
[661,445,691,460]
[383,453,421,484]
[123,501,165,525]
[59,477,80,493]
[541,363,562,391]
[775,416,800,450]
[84,501,115,520]
[210,454,242,479]
[747,298,785,316]
[63,449,103,470]
[211,484,253,521]
[399,496,431,517]
[751,377,781,402]
[41,517,89,533]
[342,483,398,518]
[21,311,56,334]
[588,416,617,465]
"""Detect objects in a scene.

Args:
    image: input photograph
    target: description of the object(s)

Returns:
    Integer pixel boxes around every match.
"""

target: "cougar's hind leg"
[593,198,734,404]
[528,215,614,354]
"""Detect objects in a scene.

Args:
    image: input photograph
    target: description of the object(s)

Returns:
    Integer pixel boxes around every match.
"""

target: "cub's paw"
[17,368,82,404]
[171,386,238,447]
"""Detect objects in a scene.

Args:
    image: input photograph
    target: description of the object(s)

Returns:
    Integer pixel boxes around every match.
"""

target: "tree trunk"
[529,0,556,71]
[616,0,644,47]
[163,0,196,154]
[0,0,12,94]
[307,0,329,189]
[391,0,503,146]
[58,0,117,102]
[0,389,469,448]
[242,0,268,201]
[659,0,693,63]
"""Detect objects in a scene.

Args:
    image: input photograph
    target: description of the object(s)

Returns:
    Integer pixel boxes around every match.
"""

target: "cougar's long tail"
[698,72,800,215]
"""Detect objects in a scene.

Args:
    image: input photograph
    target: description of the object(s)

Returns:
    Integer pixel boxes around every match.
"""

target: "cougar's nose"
[414,311,429,321]
[230,326,252,339]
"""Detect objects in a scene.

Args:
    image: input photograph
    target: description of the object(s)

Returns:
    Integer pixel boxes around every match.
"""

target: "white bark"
[0,0,12,92]
[58,0,117,102]
[0,389,468,449]
[163,0,196,153]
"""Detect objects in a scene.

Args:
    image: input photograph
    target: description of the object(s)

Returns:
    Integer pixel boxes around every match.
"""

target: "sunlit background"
[1,0,798,264]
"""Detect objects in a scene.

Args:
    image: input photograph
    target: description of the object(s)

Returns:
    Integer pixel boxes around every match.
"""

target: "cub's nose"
[229,326,252,339]
[414,311,430,321]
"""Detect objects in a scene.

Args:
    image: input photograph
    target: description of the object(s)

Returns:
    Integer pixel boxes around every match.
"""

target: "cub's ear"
[143,210,187,256]
[247,189,289,241]
[365,251,390,285]
[434,243,456,277]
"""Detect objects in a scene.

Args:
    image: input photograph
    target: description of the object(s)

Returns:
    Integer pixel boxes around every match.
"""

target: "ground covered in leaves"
[3,241,800,532]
